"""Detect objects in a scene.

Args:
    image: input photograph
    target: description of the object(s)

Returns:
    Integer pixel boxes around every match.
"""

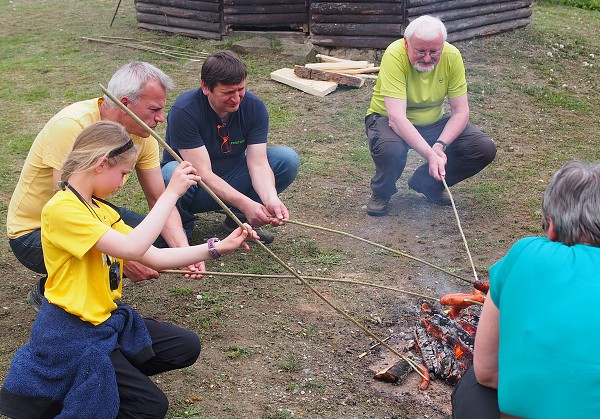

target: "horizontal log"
[305,61,370,70]
[225,0,304,4]
[311,22,402,37]
[224,13,306,25]
[311,2,403,15]
[224,4,306,14]
[311,35,399,49]
[139,0,220,12]
[447,17,531,43]
[408,0,531,16]
[443,7,532,33]
[136,3,220,22]
[137,22,223,39]
[136,12,222,33]
[312,13,402,24]
[431,0,532,23]
[293,65,365,88]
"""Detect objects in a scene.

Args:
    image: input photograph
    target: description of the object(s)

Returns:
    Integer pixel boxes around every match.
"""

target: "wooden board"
[270,68,338,97]
[293,65,364,88]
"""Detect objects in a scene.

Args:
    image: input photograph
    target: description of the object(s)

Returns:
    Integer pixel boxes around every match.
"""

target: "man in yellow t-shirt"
[7,61,200,309]
[365,15,496,215]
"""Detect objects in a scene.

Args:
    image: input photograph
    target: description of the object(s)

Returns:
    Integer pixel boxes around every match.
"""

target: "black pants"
[451,365,500,419]
[112,319,201,418]
[365,113,497,199]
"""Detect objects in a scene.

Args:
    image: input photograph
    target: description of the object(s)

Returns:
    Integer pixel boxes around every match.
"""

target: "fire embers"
[415,301,481,385]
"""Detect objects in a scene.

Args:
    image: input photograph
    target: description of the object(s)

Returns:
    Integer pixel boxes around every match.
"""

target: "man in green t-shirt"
[365,15,496,215]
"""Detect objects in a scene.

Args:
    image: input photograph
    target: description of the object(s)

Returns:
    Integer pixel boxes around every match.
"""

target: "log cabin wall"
[135,0,533,49]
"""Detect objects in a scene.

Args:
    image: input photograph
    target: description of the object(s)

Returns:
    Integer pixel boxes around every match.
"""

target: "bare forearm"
[159,207,189,248]
[388,115,436,160]
[438,112,469,145]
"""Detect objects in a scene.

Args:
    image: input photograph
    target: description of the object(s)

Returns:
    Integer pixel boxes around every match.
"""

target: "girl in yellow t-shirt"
[0,120,258,418]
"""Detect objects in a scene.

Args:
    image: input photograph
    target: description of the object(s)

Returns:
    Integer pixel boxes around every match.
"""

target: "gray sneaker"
[223,216,275,245]
[366,195,389,216]
[27,277,46,313]
[408,177,451,206]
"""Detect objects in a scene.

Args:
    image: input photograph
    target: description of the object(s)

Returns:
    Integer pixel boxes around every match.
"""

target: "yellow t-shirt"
[367,39,468,126]
[41,190,133,325]
[7,98,160,239]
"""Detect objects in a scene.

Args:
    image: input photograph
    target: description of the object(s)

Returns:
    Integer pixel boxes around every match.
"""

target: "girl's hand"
[167,161,201,196]
[218,223,260,254]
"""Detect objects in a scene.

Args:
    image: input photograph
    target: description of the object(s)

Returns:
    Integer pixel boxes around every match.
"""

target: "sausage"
[439,293,485,308]
[417,364,431,390]
[473,280,490,294]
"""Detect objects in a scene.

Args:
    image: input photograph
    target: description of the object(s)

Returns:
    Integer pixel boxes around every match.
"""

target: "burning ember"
[374,293,483,389]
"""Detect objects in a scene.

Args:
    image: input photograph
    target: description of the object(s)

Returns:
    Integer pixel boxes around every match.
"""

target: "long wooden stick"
[442,177,479,282]
[163,269,438,301]
[282,218,474,285]
[100,85,427,380]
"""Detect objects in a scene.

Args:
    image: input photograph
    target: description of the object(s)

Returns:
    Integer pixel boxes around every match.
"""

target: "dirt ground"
[1,4,598,416]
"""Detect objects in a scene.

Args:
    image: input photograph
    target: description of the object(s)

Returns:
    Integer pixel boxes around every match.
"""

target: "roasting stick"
[163,269,438,301]
[282,218,474,285]
[100,85,428,380]
[441,177,479,283]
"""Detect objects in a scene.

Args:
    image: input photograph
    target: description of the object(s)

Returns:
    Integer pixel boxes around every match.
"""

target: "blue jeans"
[9,207,168,275]
[162,146,300,237]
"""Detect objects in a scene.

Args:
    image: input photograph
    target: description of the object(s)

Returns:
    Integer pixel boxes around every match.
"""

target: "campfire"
[374,291,484,389]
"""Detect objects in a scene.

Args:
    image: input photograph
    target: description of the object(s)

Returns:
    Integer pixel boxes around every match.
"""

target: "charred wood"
[430,0,532,23]
[311,13,402,24]
[311,35,398,49]
[447,17,531,42]
[311,2,403,15]
[137,22,223,38]
[137,13,222,33]
[136,3,220,23]
[311,22,402,37]
[138,0,220,13]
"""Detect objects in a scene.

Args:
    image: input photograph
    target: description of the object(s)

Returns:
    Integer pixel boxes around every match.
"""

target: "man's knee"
[161,161,179,187]
[268,146,300,186]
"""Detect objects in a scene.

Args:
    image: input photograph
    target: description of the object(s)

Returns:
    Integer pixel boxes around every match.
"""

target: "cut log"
[293,65,364,88]
[304,61,369,70]
[270,68,338,97]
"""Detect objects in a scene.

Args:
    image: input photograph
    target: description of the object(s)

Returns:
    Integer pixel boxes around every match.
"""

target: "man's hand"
[179,260,206,279]
[264,196,289,227]
[427,145,447,181]
[123,260,160,283]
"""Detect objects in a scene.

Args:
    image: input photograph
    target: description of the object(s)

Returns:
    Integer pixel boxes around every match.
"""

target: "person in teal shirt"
[365,15,496,215]
[452,160,600,418]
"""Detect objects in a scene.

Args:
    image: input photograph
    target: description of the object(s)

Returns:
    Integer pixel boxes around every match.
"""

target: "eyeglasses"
[217,124,231,154]
[411,47,442,58]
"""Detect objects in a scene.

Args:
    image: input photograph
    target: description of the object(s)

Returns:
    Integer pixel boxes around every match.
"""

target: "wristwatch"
[434,140,448,152]
[207,237,221,259]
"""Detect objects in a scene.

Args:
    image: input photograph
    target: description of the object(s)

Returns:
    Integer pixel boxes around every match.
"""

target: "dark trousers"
[113,319,201,419]
[451,366,500,419]
[365,113,497,199]
[9,207,169,276]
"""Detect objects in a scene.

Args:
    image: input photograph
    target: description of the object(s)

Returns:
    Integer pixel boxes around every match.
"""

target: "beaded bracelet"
[207,237,221,259]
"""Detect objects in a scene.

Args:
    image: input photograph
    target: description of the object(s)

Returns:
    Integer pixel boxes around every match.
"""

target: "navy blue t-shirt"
[163,88,269,176]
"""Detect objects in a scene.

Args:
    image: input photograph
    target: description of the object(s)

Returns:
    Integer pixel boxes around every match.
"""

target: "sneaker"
[27,276,46,313]
[222,216,276,245]
[366,195,389,216]
[408,177,451,206]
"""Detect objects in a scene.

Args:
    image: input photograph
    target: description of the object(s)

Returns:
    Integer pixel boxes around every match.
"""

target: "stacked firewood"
[270,54,379,97]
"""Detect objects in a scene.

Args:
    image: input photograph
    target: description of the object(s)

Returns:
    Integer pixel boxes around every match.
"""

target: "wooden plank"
[431,0,533,22]
[270,68,338,97]
[293,65,364,88]
[447,17,531,43]
[136,3,220,22]
[407,0,526,16]
[305,61,369,70]
[312,13,401,24]
[311,2,403,14]
[311,22,402,37]
[137,22,223,39]
[136,13,222,33]
[140,0,220,12]
[337,67,380,75]
[311,34,398,49]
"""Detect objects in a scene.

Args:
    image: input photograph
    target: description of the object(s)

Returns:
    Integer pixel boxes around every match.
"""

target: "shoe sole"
[27,290,41,313]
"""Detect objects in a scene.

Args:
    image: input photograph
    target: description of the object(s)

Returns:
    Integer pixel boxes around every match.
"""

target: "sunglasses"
[217,124,231,154]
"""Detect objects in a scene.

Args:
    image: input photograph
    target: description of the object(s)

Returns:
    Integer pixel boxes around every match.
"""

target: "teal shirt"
[490,237,600,418]
[367,38,467,126]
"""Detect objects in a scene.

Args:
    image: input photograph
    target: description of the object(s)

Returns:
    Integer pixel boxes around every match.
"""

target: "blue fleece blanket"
[0,300,153,418]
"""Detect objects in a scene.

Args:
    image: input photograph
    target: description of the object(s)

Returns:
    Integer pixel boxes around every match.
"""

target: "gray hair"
[542,160,600,246]
[404,15,447,43]
[103,61,174,108]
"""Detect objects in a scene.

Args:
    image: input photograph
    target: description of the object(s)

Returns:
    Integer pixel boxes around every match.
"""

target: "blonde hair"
[61,121,138,184]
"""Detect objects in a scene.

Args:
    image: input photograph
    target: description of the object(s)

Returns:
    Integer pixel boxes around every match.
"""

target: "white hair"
[404,15,447,43]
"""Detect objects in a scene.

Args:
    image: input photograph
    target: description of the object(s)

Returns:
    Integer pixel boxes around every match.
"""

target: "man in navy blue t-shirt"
[162,51,300,244]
